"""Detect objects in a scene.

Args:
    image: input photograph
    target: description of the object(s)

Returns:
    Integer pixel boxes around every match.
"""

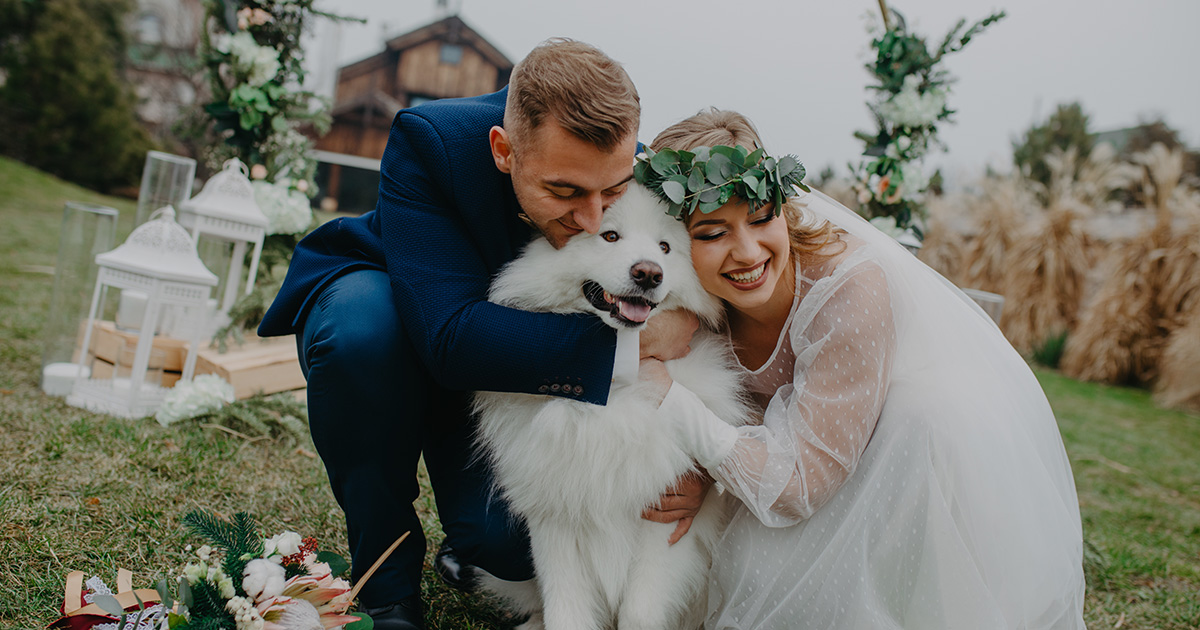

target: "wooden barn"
[313,15,513,213]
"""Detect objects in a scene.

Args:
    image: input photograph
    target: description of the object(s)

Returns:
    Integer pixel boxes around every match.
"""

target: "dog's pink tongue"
[618,300,652,323]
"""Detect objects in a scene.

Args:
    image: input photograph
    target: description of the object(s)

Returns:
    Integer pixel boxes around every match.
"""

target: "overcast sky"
[307,0,1198,188]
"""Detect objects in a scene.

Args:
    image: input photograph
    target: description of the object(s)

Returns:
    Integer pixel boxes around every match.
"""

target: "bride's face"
[686,199,793,314]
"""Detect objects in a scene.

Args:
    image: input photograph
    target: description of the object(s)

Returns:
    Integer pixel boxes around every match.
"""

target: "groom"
[259,39,698,629]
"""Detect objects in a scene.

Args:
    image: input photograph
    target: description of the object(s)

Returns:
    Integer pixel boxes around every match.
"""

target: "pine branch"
[186,579,229,619]
[182,510,264,582]
[182,510,241,552]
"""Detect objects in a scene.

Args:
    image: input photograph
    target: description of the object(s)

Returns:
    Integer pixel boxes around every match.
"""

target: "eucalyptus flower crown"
[633,144,810,220]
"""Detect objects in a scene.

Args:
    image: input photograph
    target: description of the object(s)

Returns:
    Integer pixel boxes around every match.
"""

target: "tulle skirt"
[705,191,1086,629]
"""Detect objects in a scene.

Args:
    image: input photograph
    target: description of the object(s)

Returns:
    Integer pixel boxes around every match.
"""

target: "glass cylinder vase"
[40,202,120,396]
[135,151,196,227]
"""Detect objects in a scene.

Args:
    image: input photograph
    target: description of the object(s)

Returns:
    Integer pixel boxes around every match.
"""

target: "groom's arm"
[378,109,625,404]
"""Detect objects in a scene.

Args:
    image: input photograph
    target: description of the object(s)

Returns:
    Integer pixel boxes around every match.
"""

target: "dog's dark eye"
[659,241,670,254]
[601,231,619,243]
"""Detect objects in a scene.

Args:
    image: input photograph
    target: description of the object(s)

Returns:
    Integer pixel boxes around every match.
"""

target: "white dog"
[472,184,751,630]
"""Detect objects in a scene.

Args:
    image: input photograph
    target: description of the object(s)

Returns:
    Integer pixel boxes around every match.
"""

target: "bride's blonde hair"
[649,108,843,267]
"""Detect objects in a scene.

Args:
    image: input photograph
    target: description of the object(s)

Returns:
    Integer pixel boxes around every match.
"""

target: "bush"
[0,0,154,192]
[1032,330,1069,368]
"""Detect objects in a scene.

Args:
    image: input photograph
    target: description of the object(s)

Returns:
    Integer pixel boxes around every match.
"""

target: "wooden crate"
[195,334,306,400]
[89,357,182,388]
[88,320,189,372]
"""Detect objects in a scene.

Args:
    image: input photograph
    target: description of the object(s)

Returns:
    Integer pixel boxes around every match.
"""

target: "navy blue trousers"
[298,269,534,608]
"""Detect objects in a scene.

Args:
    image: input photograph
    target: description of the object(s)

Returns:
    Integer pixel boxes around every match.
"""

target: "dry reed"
[958,176,1034,294]
[998,204,1092,356]
[1155,304,1200,412]
[917,194,965,283]
[1061,144,1200,387]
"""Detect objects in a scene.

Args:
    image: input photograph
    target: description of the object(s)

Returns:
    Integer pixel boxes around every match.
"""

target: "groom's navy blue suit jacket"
[259,88,619,405]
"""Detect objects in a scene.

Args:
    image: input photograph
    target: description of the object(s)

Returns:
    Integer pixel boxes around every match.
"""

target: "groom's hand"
[642,469,714,545]
[641,309,699,361]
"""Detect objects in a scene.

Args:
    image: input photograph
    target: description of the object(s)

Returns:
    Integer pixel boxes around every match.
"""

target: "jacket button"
[537,385,549,393]
[573,385,584,395]
[550,384,561,392]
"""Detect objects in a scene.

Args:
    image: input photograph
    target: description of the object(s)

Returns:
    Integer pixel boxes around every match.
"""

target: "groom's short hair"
[505,38,640,153]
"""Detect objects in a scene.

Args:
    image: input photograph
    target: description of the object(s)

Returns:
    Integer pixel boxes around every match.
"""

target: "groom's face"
[491,121,636,249]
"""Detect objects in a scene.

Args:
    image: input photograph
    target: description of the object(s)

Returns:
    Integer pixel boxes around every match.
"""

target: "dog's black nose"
[630,260,663,289]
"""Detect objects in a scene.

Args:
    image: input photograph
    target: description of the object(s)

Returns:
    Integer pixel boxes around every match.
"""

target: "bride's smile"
[687,200,795,321]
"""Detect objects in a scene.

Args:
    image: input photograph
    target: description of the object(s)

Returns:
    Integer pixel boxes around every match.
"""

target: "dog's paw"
[514,611,545,630]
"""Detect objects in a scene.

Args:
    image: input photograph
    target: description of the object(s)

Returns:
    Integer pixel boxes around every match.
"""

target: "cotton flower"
[156,375,235,426]
[243,558,287,600]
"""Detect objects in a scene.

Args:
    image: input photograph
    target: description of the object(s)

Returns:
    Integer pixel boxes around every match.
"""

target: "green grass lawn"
[1,156,1197,629]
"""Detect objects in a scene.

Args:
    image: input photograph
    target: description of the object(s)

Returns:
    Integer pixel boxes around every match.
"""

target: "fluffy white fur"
[473,185,751,630]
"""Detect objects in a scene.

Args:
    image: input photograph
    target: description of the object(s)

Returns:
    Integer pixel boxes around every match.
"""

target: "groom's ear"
[490,126,514,174]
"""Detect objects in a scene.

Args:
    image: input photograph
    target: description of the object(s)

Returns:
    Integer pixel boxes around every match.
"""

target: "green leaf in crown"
[634,145,810,220]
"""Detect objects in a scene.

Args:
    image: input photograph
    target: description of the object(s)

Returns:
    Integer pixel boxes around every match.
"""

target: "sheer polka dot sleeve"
[713,261,896,527]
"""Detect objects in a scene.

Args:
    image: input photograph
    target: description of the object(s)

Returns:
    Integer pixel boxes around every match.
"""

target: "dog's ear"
[489,238,581,311]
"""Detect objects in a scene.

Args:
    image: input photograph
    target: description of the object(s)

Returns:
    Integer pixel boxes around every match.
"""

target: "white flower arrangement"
[877,74,948,130]
[264,531,303,558]
[851,5,1004,234]
[253,180,314,235]
[156,375,236,427]
[215,31,281,87]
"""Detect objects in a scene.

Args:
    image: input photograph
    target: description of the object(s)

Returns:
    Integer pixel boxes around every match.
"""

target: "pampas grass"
[1155,306,1200,412]
[1061,144,1200,389]
[958,176,1034,293]
[998,204,1093,356]
[917,194,965,283]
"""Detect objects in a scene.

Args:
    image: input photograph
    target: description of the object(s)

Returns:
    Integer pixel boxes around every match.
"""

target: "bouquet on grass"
[63,510,369,630]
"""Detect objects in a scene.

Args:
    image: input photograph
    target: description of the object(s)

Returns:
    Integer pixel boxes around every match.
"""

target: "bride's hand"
[641,470,714,544]
[641,309,699,361]
[639,357,673,406]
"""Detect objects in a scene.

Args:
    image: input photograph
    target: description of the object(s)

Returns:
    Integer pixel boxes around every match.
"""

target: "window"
[137,13,164,45]
[439,43,463,65]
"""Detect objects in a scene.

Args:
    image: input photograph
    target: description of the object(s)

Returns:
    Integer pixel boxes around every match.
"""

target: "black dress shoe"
[361,595,425,630]
[434,542,477,592]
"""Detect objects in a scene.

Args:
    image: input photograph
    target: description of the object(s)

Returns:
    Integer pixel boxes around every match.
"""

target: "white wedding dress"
[680,190,1086,629]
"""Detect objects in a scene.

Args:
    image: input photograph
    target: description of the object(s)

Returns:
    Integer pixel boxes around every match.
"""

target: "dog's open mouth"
[582,281,658,326]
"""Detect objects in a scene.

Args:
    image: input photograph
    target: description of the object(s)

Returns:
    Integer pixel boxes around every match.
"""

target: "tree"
[1122,117,1200,181]
[1012,102,1094,191]
[0,0,153,192]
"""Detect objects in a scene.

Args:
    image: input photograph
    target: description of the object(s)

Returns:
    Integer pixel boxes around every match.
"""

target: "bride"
[637,109,1086,629]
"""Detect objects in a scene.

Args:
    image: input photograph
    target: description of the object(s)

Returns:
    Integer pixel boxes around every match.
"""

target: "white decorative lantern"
[68,207,218,418]
[178,158,268,316]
